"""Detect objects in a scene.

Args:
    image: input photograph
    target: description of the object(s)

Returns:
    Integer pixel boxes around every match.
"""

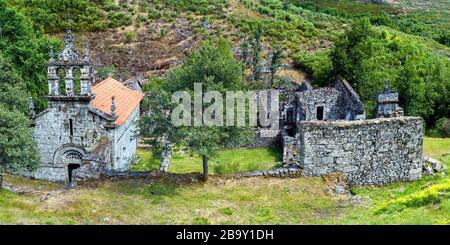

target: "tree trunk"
[202,155,209,180]
[0,173,3,190]
[159,142,173,172]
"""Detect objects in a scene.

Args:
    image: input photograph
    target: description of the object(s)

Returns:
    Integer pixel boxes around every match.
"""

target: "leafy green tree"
[269,46,284,86]
[0,55,29,114]
[331,17,449,125]
[182,125,253,179]
[0,1,45,187]
[138,78,182,172]
[293,50,332,86]
[169,39,254,179]
[0,105,40,189]
[0,55,39,189]
[250,26,263,81]
[139,39,255,179]
[166,38,244,92]
[0,0,58,111]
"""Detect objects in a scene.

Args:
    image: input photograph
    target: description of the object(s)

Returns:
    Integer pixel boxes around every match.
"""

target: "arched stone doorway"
[65,152,82,183]
[53,145,87,183]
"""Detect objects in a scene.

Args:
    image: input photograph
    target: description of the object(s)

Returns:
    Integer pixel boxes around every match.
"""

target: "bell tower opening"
[46,30,94,101]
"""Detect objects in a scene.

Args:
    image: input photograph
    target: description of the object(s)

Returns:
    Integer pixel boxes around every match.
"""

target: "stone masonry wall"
[298,117,423,186]
[239,129,281,149]
[297,88,342,121]
[30,101,112,182]
[281,130,300,165]
[112,106,140,171]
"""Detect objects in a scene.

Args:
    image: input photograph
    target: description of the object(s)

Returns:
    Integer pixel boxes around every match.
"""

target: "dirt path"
[2,182,68,201]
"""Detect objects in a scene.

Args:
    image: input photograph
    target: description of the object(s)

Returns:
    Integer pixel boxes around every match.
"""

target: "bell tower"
[47,30,94,101]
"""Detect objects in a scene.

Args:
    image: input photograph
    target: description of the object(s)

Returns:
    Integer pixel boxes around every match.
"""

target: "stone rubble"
[422,156,445,176]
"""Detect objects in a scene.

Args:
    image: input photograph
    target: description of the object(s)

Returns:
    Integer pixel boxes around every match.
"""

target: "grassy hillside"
[8,0,448,78]
[0,137,448,224]
[293,0,450,46]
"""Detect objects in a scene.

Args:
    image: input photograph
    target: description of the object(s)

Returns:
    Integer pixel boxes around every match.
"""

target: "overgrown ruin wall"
[241,129,281,149]
[298,117,423,186]
[281,130,299,165]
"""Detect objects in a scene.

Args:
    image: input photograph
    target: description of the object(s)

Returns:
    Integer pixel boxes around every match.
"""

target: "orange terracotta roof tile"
[92,77,144,126]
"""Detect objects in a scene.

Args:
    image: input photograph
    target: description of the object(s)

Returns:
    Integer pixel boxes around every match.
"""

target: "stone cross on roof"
[111,96,117,119]
[58,30,80,63]
[383,80,391,93]
[83,43,90,63]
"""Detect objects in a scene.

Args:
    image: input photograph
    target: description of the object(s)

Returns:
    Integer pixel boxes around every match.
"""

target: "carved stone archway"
[53,144,87,183]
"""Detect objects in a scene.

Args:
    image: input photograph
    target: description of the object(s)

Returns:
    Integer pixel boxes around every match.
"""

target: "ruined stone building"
[282,77,365,137]
[27,31,144,183]
[280,77,423,186]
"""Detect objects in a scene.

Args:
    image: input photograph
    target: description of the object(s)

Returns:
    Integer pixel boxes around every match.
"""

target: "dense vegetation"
[331,18,450,129]
[293,0,450,47]
[9,0,124,32]
[0,0,45,187]
[221,0,448,134]
[8,0,228,32]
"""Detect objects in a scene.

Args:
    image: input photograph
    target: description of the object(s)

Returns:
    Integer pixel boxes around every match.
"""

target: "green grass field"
[0,137,448,224]
[132,147,282,174]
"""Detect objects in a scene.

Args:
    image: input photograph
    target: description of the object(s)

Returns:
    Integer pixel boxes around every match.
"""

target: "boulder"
[334,184,350,195]
[423,156,443,173]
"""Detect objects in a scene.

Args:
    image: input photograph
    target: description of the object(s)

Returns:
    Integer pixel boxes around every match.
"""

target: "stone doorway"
[316,106,324,120]
[67,163,80,183]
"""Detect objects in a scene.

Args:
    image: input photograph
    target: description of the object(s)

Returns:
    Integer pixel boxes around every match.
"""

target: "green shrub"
[213,161,240,174]
[160,29,168,38]
[375,179,450,214]
[108,11,133,28]
[428,118,450,138]
[125,31,136,43]
[293,50,332,86]
[193,217,210,225]
[11,0,111,32]
[148,9,162,20]
[136,14,148,23]
[96,65,118,79]
[219,207,233,216]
